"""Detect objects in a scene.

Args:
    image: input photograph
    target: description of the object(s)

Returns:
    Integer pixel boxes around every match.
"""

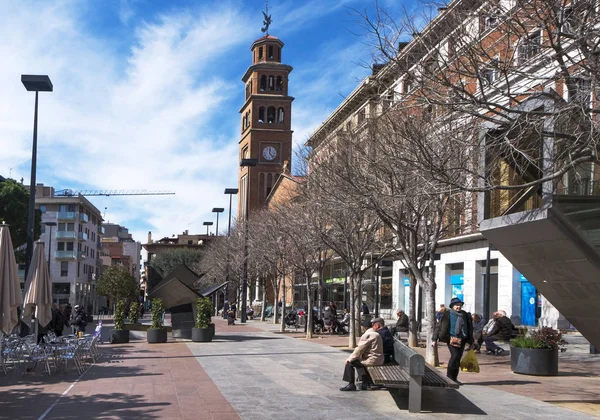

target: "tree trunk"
[260,278,267,322]
[317,283,323,321]
[348,274,357,349]
[408,274,418,347]
[273,283,280,325]
[423,279,438,365]
[305,275,313,339]
[280,274,286,333]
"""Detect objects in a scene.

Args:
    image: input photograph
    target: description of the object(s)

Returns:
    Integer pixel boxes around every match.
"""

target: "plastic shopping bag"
[460,349,480,373]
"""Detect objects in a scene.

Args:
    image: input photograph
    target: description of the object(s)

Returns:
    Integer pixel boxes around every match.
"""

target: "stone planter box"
[110,329,130,344]
[147,328,168,343]
[209,323,215,338]
[192,327,212,342]
[511,346,558,376]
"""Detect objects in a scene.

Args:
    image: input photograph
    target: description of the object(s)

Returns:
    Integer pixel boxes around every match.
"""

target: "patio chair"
[55,341,84,374]
[2,336,25,373]
[22,342,53,375]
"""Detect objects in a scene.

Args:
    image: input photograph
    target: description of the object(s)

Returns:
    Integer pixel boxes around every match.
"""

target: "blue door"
[521,277,537,326]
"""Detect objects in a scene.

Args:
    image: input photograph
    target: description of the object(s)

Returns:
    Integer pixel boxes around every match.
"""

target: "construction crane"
[55,189,175,197]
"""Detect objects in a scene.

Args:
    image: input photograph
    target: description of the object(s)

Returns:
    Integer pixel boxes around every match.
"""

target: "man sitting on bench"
[340,317,385,391]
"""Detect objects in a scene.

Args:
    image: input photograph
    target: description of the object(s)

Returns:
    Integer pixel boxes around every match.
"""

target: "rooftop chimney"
[148,231,152,244]
[372,63,386,75]
[398,42,409,51]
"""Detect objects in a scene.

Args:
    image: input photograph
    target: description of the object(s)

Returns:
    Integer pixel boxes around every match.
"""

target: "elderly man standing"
[340,317,385,391]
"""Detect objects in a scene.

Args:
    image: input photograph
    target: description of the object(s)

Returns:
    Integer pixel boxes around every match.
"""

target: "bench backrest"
[393,338,425,377]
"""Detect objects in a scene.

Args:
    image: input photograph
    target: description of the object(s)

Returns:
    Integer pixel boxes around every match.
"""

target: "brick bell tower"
[238,32,294,220]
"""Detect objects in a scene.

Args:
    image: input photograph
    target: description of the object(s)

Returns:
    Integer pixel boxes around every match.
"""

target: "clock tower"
[238,33,294,219]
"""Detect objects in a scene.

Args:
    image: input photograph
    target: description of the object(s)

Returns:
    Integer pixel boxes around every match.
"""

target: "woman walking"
[432,297,473,384]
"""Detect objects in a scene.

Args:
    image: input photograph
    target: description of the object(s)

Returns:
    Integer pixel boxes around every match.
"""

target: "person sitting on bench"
[390,309,409,338]
[484,310,513,355]
[340,317,385,391]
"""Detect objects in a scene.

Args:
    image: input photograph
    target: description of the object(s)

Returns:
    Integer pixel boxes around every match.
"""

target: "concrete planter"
[510,346,558,376]
[147,328,168,343]
[110,329,130,344]
[192,327,212,342]
[209,323,215,338]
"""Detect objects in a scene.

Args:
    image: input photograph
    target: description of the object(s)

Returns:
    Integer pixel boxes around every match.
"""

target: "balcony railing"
[98,226,105,235]
[78,251,85,259]
[55,250,77,259]
[80,213,89,223]
[57,212,77,221]
[56,231,77,239]
[78,232,88,241]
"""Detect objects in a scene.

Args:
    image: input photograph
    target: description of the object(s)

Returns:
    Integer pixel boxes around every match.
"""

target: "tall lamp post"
[43,221,57,272]
[240,158,258,323]
[22,74,53,279]
[203,221,213,237]
[224,188,238,237]
[212,208,224,236]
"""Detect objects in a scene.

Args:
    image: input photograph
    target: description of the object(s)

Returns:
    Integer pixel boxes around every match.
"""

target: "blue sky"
[0,0,415,244]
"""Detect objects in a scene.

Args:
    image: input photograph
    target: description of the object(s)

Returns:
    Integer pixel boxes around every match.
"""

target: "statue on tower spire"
[261,1,272,34]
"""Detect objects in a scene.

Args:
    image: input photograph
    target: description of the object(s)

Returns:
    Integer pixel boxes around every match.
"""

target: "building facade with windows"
[33,184,103,313]
[304,0,588,327]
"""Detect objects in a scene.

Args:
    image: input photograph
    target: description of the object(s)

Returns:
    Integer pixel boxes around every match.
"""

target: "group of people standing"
[49,303,88,337]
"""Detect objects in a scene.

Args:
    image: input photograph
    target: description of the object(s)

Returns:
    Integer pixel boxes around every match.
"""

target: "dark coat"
[51,311,68,332]
[395,313,409,332]
[487,316,513,340]
[377,326,395,358]
[433,309,473,345]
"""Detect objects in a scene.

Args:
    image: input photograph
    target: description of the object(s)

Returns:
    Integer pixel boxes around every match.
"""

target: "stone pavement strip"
[0,341,239,420]
[188,322,596,420]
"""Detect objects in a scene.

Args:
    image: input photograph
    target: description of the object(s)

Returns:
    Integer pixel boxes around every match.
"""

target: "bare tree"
[249,208,292,331]
[355,0,600,207]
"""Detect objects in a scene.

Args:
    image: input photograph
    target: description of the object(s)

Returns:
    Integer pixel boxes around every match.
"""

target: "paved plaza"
[0,317,598,419]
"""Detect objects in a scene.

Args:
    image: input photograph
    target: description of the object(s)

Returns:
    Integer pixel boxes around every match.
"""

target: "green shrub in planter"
[192,297,213,342]
[110,300,130,344]
[129,302,140,324]
[195,297,212,329]
[148,298,167,343]
[511,327,567,376]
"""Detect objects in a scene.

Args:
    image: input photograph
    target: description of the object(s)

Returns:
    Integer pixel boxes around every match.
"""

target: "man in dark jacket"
[376,321,395,363]
[390,309,409,337]
[484,310,513,355]
[51,304,69,337]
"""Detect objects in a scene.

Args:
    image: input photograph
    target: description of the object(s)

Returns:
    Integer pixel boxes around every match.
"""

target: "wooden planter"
[510,346,558,376]
[110,329,130,344]
[192,327,212,342]
[147,328,168,343]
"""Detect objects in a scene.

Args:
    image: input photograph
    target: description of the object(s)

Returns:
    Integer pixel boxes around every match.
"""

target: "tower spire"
[261,1,272,35]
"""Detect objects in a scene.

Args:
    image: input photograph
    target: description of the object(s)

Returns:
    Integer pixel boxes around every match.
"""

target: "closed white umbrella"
[22,241,53,329]
[0,225,23,335]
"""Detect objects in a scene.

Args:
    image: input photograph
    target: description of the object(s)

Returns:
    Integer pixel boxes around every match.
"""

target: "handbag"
[449,336,462,348]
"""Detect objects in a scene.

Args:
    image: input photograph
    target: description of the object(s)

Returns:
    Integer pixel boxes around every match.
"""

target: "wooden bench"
[365,338,459,413]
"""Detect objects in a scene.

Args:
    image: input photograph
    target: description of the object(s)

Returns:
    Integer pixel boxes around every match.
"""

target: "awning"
[199,281,228,298]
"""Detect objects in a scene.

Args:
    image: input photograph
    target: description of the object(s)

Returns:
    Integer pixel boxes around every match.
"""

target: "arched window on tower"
[258,107,265,123]
[267,106,276,124]
[247,111,251,128]
[258,47,263,60]
[278,107,284,123]
[268,46,274,60]
[276,76,282,92]
[245,83,251,99]
[260,75,267,92]
[268,76,274,91]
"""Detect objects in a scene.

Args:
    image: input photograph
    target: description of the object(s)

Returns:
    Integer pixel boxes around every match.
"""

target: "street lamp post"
[42,221,57,266]
[203,221,213,237]
[22,74,53,279]
[212,208,224,236]
[224,188,238,237]
[240,158,258,323]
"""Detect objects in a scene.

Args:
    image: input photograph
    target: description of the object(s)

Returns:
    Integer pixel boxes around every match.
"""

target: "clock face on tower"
[263,146,277,161]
